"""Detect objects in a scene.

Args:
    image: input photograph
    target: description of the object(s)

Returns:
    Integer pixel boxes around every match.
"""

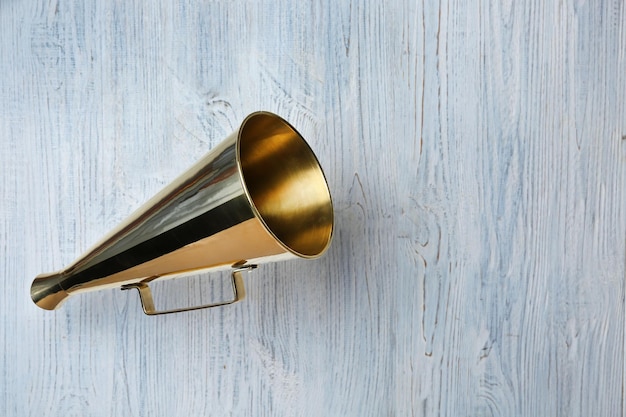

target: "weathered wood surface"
[1,1,625,416]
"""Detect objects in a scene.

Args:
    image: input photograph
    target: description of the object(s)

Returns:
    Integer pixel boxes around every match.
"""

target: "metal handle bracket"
[121,265,257,315]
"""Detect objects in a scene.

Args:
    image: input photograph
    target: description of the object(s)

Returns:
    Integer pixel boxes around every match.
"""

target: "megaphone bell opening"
[237,112,334,259]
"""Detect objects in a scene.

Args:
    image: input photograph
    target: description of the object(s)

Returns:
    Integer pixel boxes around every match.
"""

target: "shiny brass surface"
[31,111,334,314]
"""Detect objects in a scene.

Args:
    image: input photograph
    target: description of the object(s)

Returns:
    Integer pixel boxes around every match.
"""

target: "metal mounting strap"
[121,265,257,315]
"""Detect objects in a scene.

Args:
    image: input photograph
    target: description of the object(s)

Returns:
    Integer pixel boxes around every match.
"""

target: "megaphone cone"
[31,112,333,315]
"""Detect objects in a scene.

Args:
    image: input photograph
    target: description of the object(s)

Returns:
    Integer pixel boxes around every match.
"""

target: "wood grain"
[1,0,625,416]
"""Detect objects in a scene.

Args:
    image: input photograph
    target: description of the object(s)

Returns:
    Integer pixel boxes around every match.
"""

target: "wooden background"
[1,0,625,416]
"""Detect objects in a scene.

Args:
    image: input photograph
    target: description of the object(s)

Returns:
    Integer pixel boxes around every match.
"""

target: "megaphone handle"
[121,265,257,315]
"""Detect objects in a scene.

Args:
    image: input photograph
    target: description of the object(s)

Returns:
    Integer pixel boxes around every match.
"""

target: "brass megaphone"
[31,111,334,315]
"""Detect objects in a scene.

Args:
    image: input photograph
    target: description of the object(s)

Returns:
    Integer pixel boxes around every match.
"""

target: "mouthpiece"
[30,272,71,310]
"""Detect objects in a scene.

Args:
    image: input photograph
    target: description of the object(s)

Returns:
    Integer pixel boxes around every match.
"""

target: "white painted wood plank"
[1,0,624,416]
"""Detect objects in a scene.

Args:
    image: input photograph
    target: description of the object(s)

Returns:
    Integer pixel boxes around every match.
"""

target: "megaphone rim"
[235,111,334,259]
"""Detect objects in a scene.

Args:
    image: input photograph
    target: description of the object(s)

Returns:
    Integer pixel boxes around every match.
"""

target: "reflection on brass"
[31,112,334,315]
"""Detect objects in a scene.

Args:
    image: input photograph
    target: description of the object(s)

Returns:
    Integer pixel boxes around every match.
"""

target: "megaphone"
[31,111,334,315]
